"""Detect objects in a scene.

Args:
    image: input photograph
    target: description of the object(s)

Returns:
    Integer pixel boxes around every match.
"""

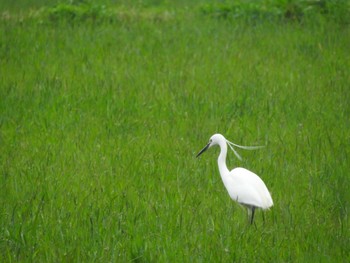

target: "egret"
[196,133,273,224]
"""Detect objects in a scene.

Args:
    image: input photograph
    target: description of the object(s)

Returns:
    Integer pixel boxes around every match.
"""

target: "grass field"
[1,1,349,262]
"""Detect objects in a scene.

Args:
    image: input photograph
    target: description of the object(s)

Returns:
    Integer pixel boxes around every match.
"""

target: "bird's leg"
[262,211,265,224]
[250,207,255,225]
[246,207,251,223]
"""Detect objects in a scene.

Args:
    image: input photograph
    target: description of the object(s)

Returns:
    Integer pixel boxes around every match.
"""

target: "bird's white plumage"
[224,167,273,209]
[196,133,273,223]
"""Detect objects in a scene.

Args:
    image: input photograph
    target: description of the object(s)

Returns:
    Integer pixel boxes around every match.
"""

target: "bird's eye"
[209,139,212,143]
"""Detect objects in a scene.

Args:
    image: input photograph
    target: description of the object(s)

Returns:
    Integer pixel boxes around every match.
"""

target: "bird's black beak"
[196,142,210,158]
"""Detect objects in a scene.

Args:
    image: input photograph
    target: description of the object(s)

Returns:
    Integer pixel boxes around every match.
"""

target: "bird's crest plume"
[225,139,264,161]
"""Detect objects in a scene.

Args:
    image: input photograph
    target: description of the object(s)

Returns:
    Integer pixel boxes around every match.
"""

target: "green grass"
[1,1,349,262]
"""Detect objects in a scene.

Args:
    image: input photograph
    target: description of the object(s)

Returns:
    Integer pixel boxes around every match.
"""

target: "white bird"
[196,133,273,224]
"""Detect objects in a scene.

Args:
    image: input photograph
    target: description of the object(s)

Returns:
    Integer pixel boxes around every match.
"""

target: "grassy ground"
[1,1,349,262]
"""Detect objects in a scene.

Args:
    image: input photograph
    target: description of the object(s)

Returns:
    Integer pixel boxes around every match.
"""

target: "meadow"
[1,0,349,262]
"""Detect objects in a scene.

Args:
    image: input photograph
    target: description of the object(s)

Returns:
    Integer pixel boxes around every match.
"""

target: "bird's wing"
[228,167,273,209]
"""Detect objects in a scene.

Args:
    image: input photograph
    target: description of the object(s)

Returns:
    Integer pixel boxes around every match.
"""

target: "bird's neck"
[218,141,229,176]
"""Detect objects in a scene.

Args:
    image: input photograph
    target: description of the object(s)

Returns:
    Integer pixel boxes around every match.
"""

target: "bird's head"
[196,133,225,157]
[196,133,264,159]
